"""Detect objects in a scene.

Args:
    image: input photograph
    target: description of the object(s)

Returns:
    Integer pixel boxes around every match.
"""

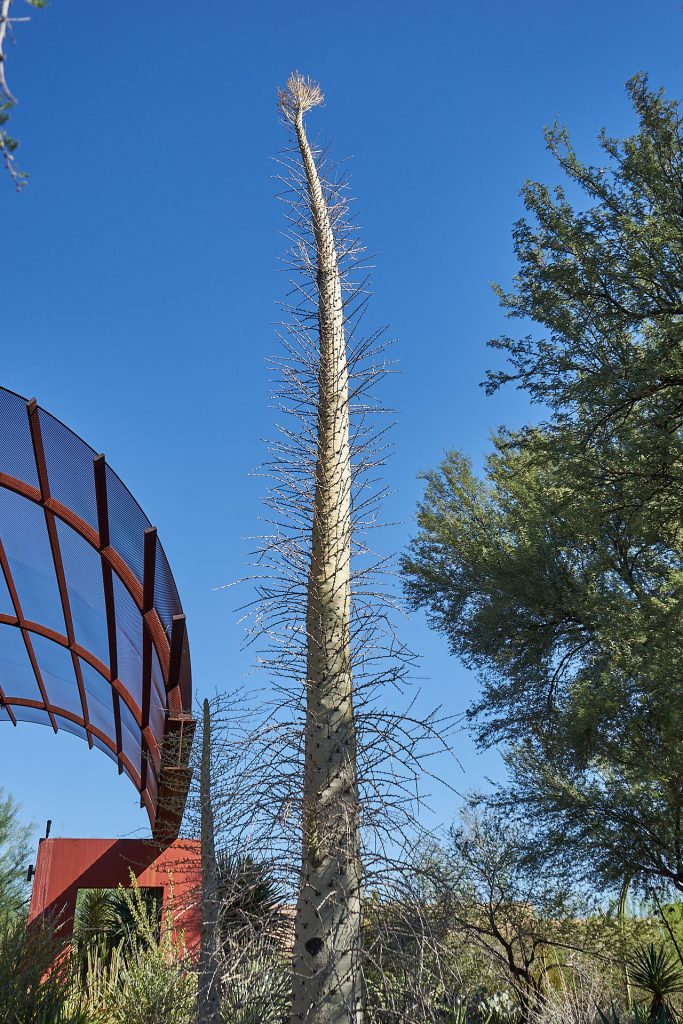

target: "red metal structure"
[28,838,202,952]
[0,386,195,839]
[0,385,200,945]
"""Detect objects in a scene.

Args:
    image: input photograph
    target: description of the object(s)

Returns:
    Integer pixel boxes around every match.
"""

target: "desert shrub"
[0,912,88,1024]
[72,882,196,1024]
[72,885,162,980]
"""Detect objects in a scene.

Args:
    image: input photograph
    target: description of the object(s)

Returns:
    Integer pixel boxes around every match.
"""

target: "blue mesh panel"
[55,716,88,741]
[121,724,141,776]
[0,706,12,722]
[91,732,118,765]
[119,697,141,774]
[145,764,158,806]
[55,519,109,667]
[38,409,99,531]
[120,698,139,739]
[0,489,66,634]
[154,539,182,633]
[30,633,82,717]
[149,688,165,747]
[0,566,15,616]
[121,760,137,788]
[0,389,39,488]
[112,575,143,710]
[104,467,150,585]
[0,625,43,703]
[12,705,52,727]
[78,658,115,740]
[151,645,165,705]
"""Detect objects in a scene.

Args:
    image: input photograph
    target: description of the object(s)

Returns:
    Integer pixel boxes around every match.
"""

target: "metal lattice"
[0,386,194,840]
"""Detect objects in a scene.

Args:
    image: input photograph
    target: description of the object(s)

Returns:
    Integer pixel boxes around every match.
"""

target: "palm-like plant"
[73,886,162,959]
[630,943,683,1023]
[215,852,287,947]
[73,890,119,943]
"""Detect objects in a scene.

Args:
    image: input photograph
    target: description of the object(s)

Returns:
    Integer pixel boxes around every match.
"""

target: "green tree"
[402,77,683,896]
[404,438,683,893]
[0,788,31,916]
[485,74,683,535]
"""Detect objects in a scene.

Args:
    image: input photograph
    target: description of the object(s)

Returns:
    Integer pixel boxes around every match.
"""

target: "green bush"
[73,883,196,1024]
[0,912,87,1024]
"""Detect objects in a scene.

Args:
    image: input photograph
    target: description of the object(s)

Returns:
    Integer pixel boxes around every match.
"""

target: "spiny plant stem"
[280,71,364,1024]
[198,699,221,1024]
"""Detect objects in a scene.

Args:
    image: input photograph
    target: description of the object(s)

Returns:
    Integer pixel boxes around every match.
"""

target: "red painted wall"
[28,837,202,954]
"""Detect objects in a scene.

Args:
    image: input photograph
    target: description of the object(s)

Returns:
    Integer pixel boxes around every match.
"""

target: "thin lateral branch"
[0,0,17,104]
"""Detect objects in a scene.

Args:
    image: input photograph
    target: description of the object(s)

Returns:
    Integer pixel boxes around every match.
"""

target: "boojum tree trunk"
[197,698,221,1024]
[278,74,364,1024]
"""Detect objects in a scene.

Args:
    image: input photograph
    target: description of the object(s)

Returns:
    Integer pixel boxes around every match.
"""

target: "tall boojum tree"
[278,72,364,1024]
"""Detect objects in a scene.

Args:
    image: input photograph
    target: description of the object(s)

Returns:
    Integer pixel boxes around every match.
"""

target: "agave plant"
[629,943,683,1023]
[598,1005,651,1024]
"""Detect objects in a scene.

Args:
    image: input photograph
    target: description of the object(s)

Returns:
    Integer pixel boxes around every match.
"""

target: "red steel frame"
[0,390,195,840]
[28,838,202,954]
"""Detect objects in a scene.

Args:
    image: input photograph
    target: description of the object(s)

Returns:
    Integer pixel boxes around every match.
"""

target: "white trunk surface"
[289,109,364,1024]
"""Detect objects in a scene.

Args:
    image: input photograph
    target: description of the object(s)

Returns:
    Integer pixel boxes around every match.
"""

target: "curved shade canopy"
[0,387,194,840]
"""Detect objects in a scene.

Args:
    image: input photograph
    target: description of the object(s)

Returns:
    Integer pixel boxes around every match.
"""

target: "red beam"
[27,402,92,748]
[0,684,17,725]
[140,528,157,793]
[93,454,123,772]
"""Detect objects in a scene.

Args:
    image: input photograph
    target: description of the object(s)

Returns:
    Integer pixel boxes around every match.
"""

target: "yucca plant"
[216,852,286,945]
[629,943,683,1023]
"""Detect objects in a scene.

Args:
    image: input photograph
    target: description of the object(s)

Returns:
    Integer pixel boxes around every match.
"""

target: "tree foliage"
[486,74,683,531]
[402,77,683,895]
[0,787,30,916]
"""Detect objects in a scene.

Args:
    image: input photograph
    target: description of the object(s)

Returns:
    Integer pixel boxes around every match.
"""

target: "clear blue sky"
[2,0,682,849]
